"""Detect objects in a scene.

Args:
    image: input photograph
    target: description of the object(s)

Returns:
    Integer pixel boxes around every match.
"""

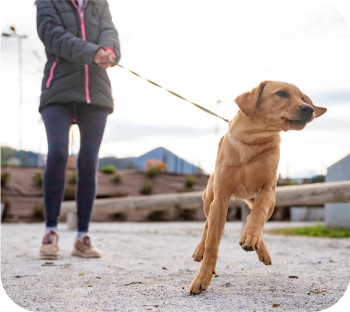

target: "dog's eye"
[276,91,288,97]
[301,96,305,101]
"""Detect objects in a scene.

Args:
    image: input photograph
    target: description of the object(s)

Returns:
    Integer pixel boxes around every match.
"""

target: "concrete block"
[324,203,350,228]
[67,211,77,230]
[325,154,350,229]
[290,206,324,222]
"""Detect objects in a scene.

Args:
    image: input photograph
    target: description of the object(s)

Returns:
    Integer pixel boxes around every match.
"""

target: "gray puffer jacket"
[36,0,121,113]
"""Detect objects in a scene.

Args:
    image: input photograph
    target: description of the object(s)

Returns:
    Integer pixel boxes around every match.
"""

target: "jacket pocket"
[46,57,58,88]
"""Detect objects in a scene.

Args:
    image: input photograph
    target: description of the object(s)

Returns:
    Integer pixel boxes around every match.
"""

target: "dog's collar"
[226,132,279,146]
[226,132,242,146]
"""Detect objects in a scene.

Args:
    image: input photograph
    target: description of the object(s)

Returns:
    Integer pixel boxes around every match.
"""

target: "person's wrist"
[104,46,117,62]
[93,47,104,64]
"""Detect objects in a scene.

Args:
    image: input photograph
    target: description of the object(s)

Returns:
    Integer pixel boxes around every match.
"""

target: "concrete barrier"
[325,154,350,229]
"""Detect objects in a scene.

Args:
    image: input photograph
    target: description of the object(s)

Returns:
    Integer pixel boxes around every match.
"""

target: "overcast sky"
[1,0,350,178]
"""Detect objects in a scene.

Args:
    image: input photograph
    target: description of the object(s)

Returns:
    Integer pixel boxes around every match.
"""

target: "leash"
[111,63,230,123]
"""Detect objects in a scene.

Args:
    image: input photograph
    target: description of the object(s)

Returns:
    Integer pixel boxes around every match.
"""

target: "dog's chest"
[220,136,279,199]
[224,133,279,166]
[229,159,271,199]
[226,138,264,165]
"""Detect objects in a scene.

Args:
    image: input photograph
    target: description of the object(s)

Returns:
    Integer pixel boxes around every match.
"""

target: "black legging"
[41,104,109,232]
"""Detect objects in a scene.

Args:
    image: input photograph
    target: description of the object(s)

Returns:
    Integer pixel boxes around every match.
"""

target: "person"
[35,0,120,258]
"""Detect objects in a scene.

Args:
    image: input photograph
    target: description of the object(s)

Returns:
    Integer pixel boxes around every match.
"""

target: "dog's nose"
[299,105,314,115]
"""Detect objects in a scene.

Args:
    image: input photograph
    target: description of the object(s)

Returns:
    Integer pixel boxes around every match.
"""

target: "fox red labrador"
[190,81,327,295]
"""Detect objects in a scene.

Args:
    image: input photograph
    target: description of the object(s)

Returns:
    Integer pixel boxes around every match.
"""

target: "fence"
[61,181,350,229]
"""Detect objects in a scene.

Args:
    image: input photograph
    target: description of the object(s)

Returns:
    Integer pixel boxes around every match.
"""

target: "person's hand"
[93,48,116,69]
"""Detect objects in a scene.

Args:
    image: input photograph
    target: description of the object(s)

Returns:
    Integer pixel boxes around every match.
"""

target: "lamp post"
[2,26,27,166]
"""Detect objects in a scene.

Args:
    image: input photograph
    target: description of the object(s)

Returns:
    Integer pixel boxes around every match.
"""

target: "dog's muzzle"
[283,104,314,128]
[299,104,314,118]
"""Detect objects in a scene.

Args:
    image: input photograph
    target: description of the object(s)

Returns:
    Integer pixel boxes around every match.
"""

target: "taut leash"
[113,64,229,123]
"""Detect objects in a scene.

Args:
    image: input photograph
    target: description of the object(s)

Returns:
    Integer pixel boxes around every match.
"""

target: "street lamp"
[2,26,27,166]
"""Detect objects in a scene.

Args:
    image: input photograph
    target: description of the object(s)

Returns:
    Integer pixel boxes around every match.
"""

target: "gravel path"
[1,222,350,312]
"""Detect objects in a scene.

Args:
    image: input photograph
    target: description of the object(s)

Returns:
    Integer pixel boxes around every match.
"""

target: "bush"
[111,173,122,184]
[100,165,116,174]
[145,159,167,172]
[145,167,159,179]
[32,202,44,221]
[1,171,10,188]
[32,172,43,188]
[68,170,77,184]
[184,175,196,189]
[140,180,153,195]
[64,186,75,200]
[144,160,167,178]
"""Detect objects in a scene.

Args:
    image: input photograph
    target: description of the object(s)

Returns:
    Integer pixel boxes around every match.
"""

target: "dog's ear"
[303,94,327,118]
[234,81,267,117]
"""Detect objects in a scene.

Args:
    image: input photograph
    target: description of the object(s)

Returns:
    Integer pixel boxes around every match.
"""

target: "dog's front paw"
[190,265,214,295]
[192,242,205,262]
[239,230,262,252]
[255,239,272,265]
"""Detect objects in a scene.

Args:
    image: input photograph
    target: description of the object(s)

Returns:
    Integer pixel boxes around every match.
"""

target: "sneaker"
[71,235,101,258]
[39,230,59,258]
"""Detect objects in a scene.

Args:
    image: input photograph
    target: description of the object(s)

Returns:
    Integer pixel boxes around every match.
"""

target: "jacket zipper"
[46,57,58,88]
[73,1,91,103]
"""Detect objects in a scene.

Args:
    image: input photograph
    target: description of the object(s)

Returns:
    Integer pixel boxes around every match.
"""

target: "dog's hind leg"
[192,176,214,262]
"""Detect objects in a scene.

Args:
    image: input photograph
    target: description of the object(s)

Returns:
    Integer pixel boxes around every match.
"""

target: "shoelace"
[43,231,55,244]
[83,236,91,247]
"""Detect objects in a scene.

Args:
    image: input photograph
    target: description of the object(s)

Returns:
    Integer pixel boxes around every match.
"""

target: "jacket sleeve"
[35,0,101,65]
[98,0,121,64]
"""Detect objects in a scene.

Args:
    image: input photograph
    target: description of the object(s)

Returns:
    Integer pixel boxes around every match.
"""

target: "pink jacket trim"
[46,59,58,88]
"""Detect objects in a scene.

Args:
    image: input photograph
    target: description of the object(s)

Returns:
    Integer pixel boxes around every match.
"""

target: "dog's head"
[234,81,327,131]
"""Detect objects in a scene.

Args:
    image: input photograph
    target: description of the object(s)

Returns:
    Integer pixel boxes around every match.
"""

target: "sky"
[1,0,350,178]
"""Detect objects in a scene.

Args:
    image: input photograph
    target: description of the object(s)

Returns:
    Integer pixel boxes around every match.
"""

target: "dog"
[190,80,327,295]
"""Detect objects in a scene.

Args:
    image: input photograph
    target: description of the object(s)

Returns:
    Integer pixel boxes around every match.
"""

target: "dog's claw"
[239,241,245,246]
[243,245,254,252]
[255,239,273,265]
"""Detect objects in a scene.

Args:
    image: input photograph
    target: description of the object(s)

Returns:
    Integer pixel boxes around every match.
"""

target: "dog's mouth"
[282,117,309,127]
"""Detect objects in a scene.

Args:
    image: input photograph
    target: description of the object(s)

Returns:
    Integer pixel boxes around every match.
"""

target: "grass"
[271,223,350,238]
[100,165,116,174]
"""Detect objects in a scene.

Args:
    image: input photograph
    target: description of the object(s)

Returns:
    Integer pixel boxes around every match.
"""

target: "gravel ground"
[1,221,350,312]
